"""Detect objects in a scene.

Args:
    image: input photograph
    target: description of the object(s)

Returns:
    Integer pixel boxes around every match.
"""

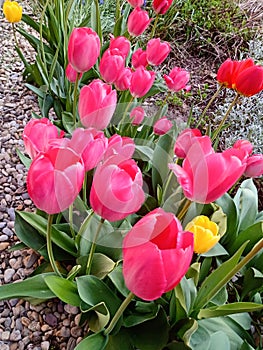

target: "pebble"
[4,268,15,283]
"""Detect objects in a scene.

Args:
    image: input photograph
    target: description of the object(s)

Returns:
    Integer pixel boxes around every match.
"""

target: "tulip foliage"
[2,1,263,350]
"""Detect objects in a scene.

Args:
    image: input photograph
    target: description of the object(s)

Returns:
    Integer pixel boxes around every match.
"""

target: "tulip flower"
[164,67,190,92]
[152,0,173,14]
[114,67,132,91]
[233,139,253,155]
[146,38,171,66]
[185,215,220,254]
[127,0,144,7]
[235,65,263,96]
[130,106,145,125]
[109,35,131,58]
[129,66,155,98]
[174,128,212,158]
[153,117,173,135]
[132,48,148,68]
[27,146,85,214]
[123,208,194,300]
[68,27,100,73]
[90,155,145,221]
[127,7,151,37]
[65,63,82,83]
[104,135,135,160]
[3,1,22,23]
[78,79,117,130]
[244,154,263,177]
[169,140,248,204]
[99,48,125,84]
[23,118,64,160]
[69,128,108,172]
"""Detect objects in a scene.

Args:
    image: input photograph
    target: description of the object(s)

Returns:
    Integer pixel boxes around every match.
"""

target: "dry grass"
[238,0,263,26]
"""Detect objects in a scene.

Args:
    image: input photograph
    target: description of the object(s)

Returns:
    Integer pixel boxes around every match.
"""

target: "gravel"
[0,8,88,350]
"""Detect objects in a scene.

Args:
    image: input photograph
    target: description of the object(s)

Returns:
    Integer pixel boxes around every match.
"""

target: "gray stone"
[4,268,15,283]
[10,329,22,341]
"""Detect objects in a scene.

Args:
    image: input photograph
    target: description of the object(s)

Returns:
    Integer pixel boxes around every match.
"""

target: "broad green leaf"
[83,302,110,332]
[108,263,130,297]
[16,148,31,169]
[62,111,75,134]
[90,0,102,43]
[173,318,198,346]
[201,242,229,257]
[134,145,154,162]
[208,331,230,350]
[75,331,108,350]
[166,342,192,349]
[198,302,263,318]
[123,302,159,327]
[241,268,263,300]
[44,275,81,307]
[193,242,248,312]
[90,253,116,279]
[105,327,133,350]
[186,262,200,286]
[0,273,55,300]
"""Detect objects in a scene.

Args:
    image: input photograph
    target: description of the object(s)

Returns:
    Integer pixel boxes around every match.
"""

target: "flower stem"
[47,214,62,276]
[86,218,105,274]
[119,96,134,130]
[68,204,75,239]
[211,92,239,143]
[12,23,19,48]
[150,14,159,39]
[72,73,80,128]
[177,198,192,221]
[198,85,223,124]
[104,292,134,335]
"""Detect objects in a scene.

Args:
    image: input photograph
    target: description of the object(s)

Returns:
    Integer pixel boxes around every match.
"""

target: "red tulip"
[127,0,144,7]
[169,140,248,204]
[244,154,263,177]
[129,66,155,98]
[233,139,253,155]
[153,117,173,135]
[123,208,194,300]
[130,106,145,125]
[69,128,108,172]
[90,155,145,221]
[132,48,148,69]
[68,27,100,73]
[152,0,173,14]
[99,48,125,84]
[164,67,190,92]
[114,67,132,91]
[23,118,64,159]
[146,38,171,66]
[78,79,117,130]
[109,35,131,58]
[235,65,263,96]
[27,146,85,214]
[104,135,135,160]
[127,7,151,37]
[65,63,82,83]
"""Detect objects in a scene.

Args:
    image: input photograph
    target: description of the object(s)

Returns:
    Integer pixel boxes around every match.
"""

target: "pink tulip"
[153,117,173,135]
[244,154,263,177]
[109,35,131,58]
[69,128,108,172]
[99,48,125,84]
[130,106,145,125]
[65,63,82,83]
[146,38,171,66]
[27,146,85,214]
[152,0,173,14]
[90,155,145,221]
[78,79,117,130]
[233,139,253,155]
[23,118,64,160]
[68,27,100,73]
[104,134,135,160]
[127,7,151,37]
[127,0,144,7]
[129,66,155,98]
[235,65,263,97]
[123,208,194,300]
[169,141,248,204]
[164,67,190,92]
[132,48,148,69]
[114,67,132,91]
[174,128,212,158]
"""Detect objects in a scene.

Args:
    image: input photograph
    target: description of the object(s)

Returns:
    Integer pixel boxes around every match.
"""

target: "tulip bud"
[109,35,131,58]
[127,7,151,37]
[130,106,145,125]
[185,215,220,254]
[114,67,132,91]
[132,48,148,69]
[164,67,190,92]
[65,63,82,83]
[3,1,22,23]
[146,38,171,66]
[129,66,155,97]
[153,117,173,135]
[152,0,173,14]
[244,154,263,177]
[235,65,263,97]
[127,0,144,7]
[99,48,125,84]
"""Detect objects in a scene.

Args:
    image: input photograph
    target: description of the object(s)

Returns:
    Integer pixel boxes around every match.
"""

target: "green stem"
[86,218,105,274]
[198,85,223,124]
[150,14,159,39]
[177,198,192,221]
[12,23,19,48]
[47,214,62,276]
[68,204,75,239]
[104,292,134,335]
[211,92,239,143]
[119,96,134,129]
[72,72,80,128]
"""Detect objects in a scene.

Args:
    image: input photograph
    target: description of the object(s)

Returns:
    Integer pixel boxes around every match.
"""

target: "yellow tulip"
[185,215,220,254]
[3,1,22,23]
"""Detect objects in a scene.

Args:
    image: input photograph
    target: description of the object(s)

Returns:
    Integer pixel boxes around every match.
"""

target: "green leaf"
[201,242,229,257]
[44,275,81,307]
[193,242,248,312]
[208,331,231,350]
[108,263,130,297]
[134,145,154,162]
[198,302,263,318]
[82,302,110,332]
[173,317,198,346]
[90,253,116,279]
[75,331,108,350]
[241,268,263,300]
[62,111,75,133]
[16,148,31,169]
[90,0,102,43]
[123,302,159,327]
[105,327,133,350]
[0,273,55,300]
